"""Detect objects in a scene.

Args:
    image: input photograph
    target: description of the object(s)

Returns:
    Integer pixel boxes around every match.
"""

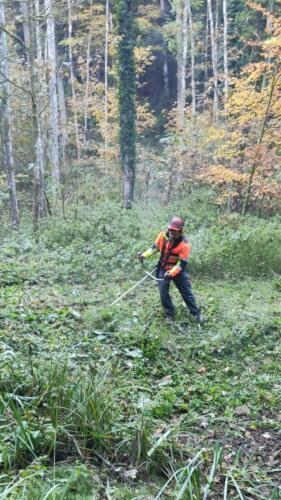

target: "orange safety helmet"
[168,217,185,231]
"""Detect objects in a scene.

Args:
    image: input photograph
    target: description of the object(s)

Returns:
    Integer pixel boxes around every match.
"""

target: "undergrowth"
[0,189,280,498]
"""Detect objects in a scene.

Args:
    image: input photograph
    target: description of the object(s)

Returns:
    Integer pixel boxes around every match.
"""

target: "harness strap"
[159,234,183,268]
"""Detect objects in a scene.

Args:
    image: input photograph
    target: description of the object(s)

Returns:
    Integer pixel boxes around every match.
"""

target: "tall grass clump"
[0,357,120,471]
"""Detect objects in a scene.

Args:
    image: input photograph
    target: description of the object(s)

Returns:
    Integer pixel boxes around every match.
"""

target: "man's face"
[168,229,181,241]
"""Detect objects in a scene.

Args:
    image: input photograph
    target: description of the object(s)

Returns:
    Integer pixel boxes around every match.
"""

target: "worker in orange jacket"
[138,217,202,323]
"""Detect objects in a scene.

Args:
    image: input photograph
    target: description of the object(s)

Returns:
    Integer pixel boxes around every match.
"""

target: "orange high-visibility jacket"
[155,231,191,278]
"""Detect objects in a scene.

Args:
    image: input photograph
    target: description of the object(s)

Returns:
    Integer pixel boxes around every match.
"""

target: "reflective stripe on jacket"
[155,231,191,278]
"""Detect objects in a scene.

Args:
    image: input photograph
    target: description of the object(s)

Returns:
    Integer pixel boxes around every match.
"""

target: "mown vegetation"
[1,0,280,496]
[0,185,280,498]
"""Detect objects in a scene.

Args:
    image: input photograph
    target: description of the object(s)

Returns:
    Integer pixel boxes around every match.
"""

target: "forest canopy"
[0,0,280,226]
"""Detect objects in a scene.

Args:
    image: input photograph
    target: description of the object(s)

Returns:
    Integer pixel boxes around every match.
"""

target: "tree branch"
[242,61,280,215]
[0,23,29,52]
[0,69,31,95]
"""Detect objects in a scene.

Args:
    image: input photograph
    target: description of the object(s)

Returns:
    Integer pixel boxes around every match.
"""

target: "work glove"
[137,252,144,263]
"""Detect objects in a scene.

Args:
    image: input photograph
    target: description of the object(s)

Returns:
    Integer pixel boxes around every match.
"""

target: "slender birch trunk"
[34,0,47,216]
[166,158,174,204]
[57,73,68,172]
[207,0,218,118]
[160,0,169,100]
[221,0,231,212]
[23,0,45,230]
[67,0,81,160]
[84,0,93,146]
[22,0,46,219]
[181,0,188,114]
[0,1,20,228]
[57,74,67,219]
[44,0,60,189]
[176,1,184,129]
[222,0,228,100]
[187,0,196,115]
[204,7,209,108]
[27,0,43,231]
[21,0,30,49]
[104,0,109,165]
[262,2,273,89]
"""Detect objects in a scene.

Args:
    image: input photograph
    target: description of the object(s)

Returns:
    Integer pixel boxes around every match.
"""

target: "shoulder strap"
[159,234,183,264]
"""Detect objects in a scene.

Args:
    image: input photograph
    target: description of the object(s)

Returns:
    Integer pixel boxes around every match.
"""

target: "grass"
[0,196,280,498]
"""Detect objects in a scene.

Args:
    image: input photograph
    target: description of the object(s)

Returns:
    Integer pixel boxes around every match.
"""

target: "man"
[138,217,202,324]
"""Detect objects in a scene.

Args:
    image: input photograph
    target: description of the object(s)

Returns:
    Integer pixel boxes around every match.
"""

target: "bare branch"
[0,23,29,52]
[0,68,31,95]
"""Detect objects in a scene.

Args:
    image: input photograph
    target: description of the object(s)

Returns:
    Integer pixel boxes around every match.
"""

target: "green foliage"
[191,214,281,276]
[0,193,280,498]
[36,191,281,279]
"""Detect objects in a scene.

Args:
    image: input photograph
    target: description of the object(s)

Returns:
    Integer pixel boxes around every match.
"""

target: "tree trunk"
[223,0,228,100]
[35,0,47,216]
[204,7,209,108]
[166,160,174,204]
[187,0,196,115]
[21,0,30,51]
[57,72,68,218]
[104,0,109,165]
[262,1,273,90]
[117,0,137,209]
[0,2,20,228]
[181,0,188,116]
[207,0,218,119]
[84,0,93,147]
[67,0,81,160]
[160,0,169,101]
[176,1,184,129]
[123,156,135,208]
[44,0,60,190]
[25,0,45,231]
[57,73,68,172]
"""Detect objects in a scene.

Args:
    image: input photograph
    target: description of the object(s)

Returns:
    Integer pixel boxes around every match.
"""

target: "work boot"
[195,312,204,324]
[165,315,174,325]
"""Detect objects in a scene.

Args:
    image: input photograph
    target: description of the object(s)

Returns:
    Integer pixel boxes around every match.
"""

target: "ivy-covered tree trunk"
[117,0,137,209]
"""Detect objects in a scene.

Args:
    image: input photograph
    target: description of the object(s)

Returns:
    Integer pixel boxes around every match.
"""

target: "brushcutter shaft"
[109,274,149,307]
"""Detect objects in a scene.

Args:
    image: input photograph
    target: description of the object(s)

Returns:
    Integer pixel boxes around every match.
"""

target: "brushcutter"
[109,262,163,307]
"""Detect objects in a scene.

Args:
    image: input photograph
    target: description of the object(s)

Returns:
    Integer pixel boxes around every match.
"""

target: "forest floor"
[0,199,280,499]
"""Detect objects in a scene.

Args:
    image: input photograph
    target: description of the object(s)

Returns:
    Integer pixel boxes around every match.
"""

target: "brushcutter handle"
[138,258,163,281]
[137,251,144,263]
[144,269,164,282]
